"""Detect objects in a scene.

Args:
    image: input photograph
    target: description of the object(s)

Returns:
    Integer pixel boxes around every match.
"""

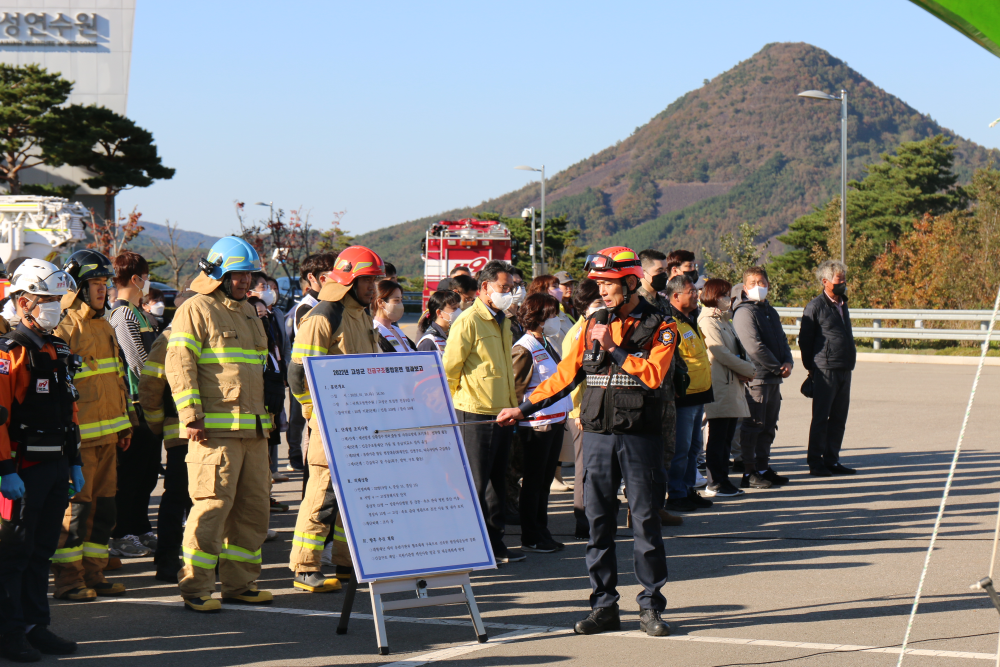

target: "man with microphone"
[497,246,679,638]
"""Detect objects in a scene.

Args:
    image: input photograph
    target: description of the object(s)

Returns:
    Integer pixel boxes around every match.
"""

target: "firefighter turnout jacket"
[519,299,677,436]
[0,324,81,476]
[165,273,271,437]
[139,328,184,448]
[55,294,135,447]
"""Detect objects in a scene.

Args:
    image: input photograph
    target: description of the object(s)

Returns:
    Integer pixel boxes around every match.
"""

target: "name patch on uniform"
[658,329,675,346]
[36,379,50,393]
[0,359,9,375]
[533,352,549,363]
[682,330,695,340]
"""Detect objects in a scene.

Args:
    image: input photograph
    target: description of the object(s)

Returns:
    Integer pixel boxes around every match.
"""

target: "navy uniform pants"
[0,458,69,634]
[583,431,668,611]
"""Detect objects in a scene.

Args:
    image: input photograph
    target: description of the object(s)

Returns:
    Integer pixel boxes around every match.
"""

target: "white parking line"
[111,599,997,662]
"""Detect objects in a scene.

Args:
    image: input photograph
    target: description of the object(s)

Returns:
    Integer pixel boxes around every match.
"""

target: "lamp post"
[797,90,847,265]
[521,207,537,277]
[254,201,274,224]
[515,165,545,274]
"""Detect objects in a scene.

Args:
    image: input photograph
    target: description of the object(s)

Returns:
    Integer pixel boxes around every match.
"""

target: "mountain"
[131,220,220,251]
[355,42,999,277]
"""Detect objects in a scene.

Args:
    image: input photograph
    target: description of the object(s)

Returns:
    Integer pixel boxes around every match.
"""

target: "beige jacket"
[442,296,516,416]
[698,306,756,419]
[138,328,185,449]
[164,273,270,437]
[56,294,135,447]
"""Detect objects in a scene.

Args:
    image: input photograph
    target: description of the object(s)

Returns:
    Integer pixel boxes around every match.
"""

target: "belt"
[586,374,642,388]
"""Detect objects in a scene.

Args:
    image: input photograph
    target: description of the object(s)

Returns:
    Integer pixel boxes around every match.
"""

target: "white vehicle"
[0,195,89,268]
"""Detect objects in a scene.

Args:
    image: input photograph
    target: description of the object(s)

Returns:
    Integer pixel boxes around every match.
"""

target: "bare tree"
[149,219,201,289]
[87,206,144,257]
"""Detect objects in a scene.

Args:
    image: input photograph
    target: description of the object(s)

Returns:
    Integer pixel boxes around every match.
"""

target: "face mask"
[586,304,603,318]
[444,307,460,323]
[512,285,526,306]
[746,285,768,302]
[259,287,277,307]
[489,287,514,312]
[832,282,847,297]
[135,276,150,296]
[542,317,561,338]
[384,302,405,322]
[549,287,564,302]
[716,296,731,311]
[149,302,166,317]
[684,269,699,284]
[650,273,667,292]
[32,301,62,331]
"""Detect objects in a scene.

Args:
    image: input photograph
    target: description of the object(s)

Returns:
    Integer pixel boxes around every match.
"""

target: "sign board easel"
[303,351,497,655]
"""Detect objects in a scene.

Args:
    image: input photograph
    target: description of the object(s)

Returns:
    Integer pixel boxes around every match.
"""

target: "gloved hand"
[0,473,25,501]
[69,466,85,496]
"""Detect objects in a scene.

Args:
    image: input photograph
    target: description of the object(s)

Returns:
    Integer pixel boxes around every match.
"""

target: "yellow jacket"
[562,316,586,419]
[442,296,516,416]
[138,328,185,449]
[290,284,380,420]
[164,273,270,438]
[675,315,712,396]
[55,294,135,447]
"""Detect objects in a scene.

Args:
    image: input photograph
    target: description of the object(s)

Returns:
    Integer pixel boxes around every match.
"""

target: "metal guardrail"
[773,307,997,348]
[403,291,422,306]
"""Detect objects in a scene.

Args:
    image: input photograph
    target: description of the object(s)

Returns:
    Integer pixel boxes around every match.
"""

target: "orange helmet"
[328,245,385,285]
[585,247,643,280]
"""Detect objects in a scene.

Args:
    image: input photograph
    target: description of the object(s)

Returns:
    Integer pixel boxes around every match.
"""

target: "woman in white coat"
[698,278,756,497]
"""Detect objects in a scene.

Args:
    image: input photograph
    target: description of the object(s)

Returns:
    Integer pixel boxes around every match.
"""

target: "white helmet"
[10,258,76,297]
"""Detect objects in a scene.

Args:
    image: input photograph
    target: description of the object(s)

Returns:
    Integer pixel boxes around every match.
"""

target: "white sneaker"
[265,529,278,542]
[692,470,708,489]
[321,542,334,566]
[550,479,572,492]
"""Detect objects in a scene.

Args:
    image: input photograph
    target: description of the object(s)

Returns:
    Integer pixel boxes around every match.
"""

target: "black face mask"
[684,269,699,284]
[650,273,667,292]
[832,282,847,297]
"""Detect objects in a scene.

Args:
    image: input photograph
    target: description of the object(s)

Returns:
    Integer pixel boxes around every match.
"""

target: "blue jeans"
[668,404,704,499]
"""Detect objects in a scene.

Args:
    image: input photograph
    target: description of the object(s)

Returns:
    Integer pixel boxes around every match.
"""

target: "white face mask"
[489,287,514,312]
[32,301,62,331]
[444,306,460,323]
[542,317,561,338]
[259,287,276,307]
[149,302,166,317]
[716,296,731,311]
[511,285,527,306]
[746,285,768,302]
[134,276,150,296]
[586,303,603,318]
[384,302,405,322]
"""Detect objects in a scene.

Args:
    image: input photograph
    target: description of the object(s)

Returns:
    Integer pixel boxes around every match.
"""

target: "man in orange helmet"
[497,246,678,638]
[287,245,383,593]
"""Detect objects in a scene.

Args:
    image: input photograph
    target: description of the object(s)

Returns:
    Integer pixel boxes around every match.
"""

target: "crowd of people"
[0,235,859,660]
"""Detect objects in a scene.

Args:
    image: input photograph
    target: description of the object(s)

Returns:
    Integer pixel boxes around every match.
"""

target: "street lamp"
[254,201,274,223]
[515,165,545,275]
[521,207,536,277]
[797,90,847,265]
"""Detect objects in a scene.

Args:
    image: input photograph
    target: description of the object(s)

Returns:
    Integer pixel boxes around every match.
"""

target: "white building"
[0,0,135,213]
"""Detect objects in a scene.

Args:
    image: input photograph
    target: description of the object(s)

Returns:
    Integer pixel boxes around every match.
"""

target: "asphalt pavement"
[48,361,1000,666]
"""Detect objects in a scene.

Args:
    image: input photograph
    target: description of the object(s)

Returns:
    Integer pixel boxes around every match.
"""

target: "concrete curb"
[790,349,1000,366]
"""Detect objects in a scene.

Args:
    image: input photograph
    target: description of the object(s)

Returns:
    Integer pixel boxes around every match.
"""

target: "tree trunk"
[104,189,115,223]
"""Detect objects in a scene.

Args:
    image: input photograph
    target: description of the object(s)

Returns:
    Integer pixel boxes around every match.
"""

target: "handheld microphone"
[591,308,609,355]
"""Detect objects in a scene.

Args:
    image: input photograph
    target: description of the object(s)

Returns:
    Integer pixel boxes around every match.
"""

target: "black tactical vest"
[1,330,80,463]
[578,307,668,436]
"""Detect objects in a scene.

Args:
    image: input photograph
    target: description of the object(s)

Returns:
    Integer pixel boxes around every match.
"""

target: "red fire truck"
[421,218,512,308]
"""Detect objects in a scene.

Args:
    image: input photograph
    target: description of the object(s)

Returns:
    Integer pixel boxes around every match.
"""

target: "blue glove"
[0,473,25,501]
[69,466,85,496]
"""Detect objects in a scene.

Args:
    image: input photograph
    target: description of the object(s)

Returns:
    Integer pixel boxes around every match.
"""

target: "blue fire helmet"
[201,236,262,280]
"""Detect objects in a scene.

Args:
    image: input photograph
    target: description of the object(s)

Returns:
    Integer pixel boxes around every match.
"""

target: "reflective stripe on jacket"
[514,332,572,427]
[139,328,185,449]
[55,294,135,447]
[164,274,270,437]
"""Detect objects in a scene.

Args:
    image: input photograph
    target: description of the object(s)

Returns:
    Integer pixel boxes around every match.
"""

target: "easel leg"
[462,579,488,643]
[336,573,358,635]
[370,586,390,655]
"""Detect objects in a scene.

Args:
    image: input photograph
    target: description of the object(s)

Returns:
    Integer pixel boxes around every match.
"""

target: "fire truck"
[421,218,512,308]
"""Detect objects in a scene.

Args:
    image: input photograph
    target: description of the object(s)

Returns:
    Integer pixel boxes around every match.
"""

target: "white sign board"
[303,351,496,582]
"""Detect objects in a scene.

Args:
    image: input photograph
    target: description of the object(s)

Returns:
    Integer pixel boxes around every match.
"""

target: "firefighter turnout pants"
[0,458,69,634]
[178,436,270,599]
[583,431,668,612]
[51,442,117,596]
[289,428,350,572]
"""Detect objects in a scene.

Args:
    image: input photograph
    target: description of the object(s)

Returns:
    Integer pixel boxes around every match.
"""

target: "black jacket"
[732,292,793,384]
[798,293,856,372]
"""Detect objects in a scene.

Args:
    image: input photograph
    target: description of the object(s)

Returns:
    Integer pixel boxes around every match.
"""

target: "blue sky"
[117,0,1000,239]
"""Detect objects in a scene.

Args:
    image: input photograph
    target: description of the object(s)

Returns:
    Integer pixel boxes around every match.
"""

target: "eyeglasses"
[488,282,512,293]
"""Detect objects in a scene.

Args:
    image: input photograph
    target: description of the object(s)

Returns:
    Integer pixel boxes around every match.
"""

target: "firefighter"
[49,250,136,601]
[0,259,82,659]
[165,237,272,613]
[0,257,10,335]
[287,245,383,593]
[139,290,195,583]
[497,246,678,638]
